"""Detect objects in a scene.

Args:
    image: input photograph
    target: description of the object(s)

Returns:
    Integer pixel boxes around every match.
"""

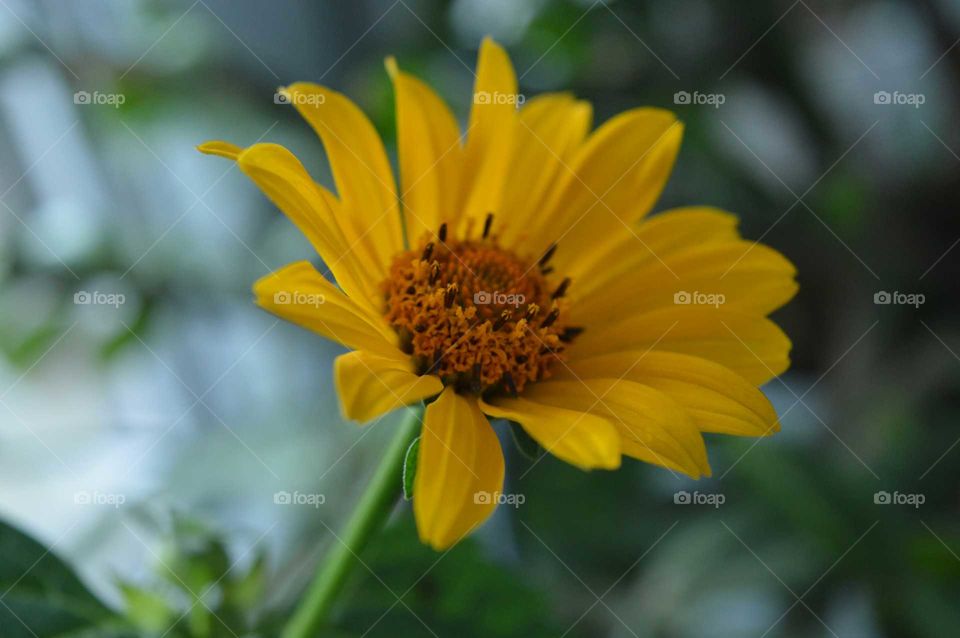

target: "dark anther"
[552,277,571,299]
[525,304,540,320]
[429,351,444,373]
[482,213,494,239]
[413,355,430,376]
[429,261,441,285]
[541,307,560,328]
[414,322,428,333]
[559,326,584,342]
[438,222,448,243]
[516,354,528,364]
[502,372,518,396]
[541,266,554,276]
[398,329,414,354]
[538,243,557,267]
[493,309,511,331]
[444,283,459,308]
[406,285,416,295]
[422,242,434,262]
[471,363,483,393]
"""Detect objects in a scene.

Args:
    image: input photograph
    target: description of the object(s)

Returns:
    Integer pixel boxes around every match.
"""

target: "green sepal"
[509,421,542,460]
[402,436,421,500]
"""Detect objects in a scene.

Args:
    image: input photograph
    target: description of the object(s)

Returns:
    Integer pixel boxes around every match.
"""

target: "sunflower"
[199,38,797,550]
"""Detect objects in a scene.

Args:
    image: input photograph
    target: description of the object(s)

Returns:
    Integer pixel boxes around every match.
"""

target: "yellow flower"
[199,38,797,550]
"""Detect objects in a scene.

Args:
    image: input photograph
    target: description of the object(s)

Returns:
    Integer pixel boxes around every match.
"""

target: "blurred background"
[0,0,958,636]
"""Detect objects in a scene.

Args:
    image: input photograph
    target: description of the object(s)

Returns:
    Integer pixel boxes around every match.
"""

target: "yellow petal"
[635,206,741,251]
[569,206,741,299]
[518,380,709,478]
[458,37,518,234]
[498,93,592,248]
[568,240,798,325]
[283,82,403,272]
[571,306,792,386]
[531,108,682,262]
[561,351,779,436]
[253,261,397,356]
[224,143,382,313]
[479,394,620,470]
[197,140,242,160]
[386,57,463,245]
[334,350,442,423]
[414,388,505,550]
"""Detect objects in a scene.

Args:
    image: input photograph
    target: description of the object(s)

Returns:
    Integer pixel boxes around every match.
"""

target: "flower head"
[199,38,797,550]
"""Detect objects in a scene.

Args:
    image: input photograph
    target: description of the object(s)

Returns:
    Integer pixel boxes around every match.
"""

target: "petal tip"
[384,56,399,79]
[766,418,783,435]
[604,455,623,471]
[478,35,510,64]
[197,140,242,160]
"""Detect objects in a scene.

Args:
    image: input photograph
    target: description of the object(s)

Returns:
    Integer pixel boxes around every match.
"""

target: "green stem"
[282,406,422,638]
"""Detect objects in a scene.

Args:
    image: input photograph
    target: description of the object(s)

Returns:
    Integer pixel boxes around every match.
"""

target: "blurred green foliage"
[0,519,135,638]
[1,0,959,636]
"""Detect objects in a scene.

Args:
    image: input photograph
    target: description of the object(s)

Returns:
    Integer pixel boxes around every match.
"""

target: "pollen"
[382,224,579,396]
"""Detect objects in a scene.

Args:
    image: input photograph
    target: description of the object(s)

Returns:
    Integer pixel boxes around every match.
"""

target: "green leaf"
[161,520,230,596]
[223,551,266,610]
[509,421,541,460]
[187,603,211,638]
[0,519,121,637]
[336,518,563,637]
[120,583,175,633]
[402,437,420,500]
[46,628,142,638]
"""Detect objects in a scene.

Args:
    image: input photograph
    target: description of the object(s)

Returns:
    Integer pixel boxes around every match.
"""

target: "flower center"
[382,221,579,396]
